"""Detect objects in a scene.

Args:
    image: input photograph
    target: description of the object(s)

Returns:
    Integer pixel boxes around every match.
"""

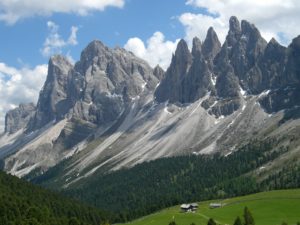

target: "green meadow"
[123,189,300,225]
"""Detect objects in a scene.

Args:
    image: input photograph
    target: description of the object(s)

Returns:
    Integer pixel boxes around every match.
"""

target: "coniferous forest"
[0,171,111,225]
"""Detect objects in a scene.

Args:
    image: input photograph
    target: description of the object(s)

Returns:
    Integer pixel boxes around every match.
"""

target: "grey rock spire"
[5,103,36,134]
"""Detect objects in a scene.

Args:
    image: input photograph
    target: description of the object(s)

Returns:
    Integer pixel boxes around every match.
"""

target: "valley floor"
[121,189,300,225]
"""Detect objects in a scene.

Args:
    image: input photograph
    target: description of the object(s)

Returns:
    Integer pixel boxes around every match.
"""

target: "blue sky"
[0,0,200,68]
[0,0,300,132]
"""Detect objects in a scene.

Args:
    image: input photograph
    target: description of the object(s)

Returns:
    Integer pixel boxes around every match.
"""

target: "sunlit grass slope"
[124,189,300,225]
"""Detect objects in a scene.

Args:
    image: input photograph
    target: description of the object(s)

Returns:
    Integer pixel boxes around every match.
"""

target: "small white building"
[180,203,198,212]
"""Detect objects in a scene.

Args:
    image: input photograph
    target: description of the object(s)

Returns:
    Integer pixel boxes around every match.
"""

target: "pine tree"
[207,218,217,225]
[243,207,255,225]
[233,216,242,225]
[68,217,80,225]
[169,221,177,225]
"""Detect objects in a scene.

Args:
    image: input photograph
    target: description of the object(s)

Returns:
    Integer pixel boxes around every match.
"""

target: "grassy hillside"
[124,189,300,225]
[0,170,111,225]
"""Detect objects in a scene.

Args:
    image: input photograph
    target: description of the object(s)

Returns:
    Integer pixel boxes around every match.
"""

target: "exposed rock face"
[182,37,215,102]
[285,35,300,85]
[259,88,300,113]
[68,41,158,125]
[202,27,221,62]
[215,66,240,98]
[2,16,300,181]
[191,36,202,58]
[155,39,193,103]
[155,31,221,104]
[258,38,287,90]
[30,55,73,130]
[154,16,300,118]
[236,19,267,92]
[1,40,160,176]
[4,16,299,136]
[28,41,159,130]
[259,35,300,113]
[5,103,36,134]
[153,65,165,80]
[214,16,268,94]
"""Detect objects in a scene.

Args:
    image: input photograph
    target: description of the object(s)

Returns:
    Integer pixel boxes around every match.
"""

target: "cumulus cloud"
[0,62,47,132]
[180,0,300,45]
[0,0,125,24]
[41,21,78,58]
[68,26,79,45]
[124,32,179,70]
[179,13,227,46]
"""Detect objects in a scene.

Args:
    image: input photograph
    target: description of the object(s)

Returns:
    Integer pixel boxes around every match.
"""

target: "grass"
[122,189,300,225]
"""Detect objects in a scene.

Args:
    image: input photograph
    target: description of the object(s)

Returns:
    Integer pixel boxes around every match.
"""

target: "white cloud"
[0,62,47,132]
[181,0,300,45]
[124,32,179,70]
[0,0,125,24]
[41,21,79,57]
[66,51,76,65]
[68,26,79,45]
[179,13,227,46]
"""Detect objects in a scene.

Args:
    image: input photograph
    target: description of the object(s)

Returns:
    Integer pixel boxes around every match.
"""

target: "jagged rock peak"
[265,37,285,51]
[240,20,263,40]
[114,46,135,57]
[285,35,300,84]
[202,27,221,60]
[85,39,106,51]
[289,35,300,50]
[153,65,165,80]
[241,19,252,31]
[269,37,279,45]
[48,55,73,73]
[50,54,72,65]
[264,37,286,57]
[205,27,219,40]
[192,37,202,58]
[30,55,73,130]
[78,40,109,63]
[5,103,36,134]
[168,38,193,74]
[175,39,191,58]
[46,55,73,87]
[226,16,242,47]
[229,16,241,33]
[154,39,192,103]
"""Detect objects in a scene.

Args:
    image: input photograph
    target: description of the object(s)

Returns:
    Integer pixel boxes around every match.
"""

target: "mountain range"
[0,16,300,187]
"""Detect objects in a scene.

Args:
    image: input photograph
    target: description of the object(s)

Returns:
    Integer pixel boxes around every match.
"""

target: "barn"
[180,203,198,212]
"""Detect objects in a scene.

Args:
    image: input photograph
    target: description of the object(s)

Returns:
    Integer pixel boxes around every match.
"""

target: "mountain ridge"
[0,16,300,186]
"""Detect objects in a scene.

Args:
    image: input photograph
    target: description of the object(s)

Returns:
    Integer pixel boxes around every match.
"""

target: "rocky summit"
[5,103,36,134]
[0,16,300,186]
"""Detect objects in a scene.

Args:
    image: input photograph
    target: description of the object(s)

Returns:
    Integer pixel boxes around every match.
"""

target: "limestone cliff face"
[24,41,159,131]
[5,103,36,134]
[5,15,300,138]
[154,39,193,103]
[155,16,300,116]
[68,41,159,126]
[30,55,73,130]
[2,16,300,181]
